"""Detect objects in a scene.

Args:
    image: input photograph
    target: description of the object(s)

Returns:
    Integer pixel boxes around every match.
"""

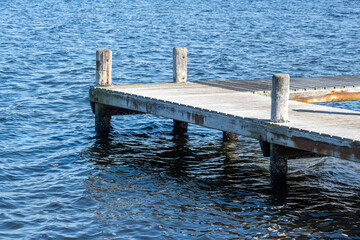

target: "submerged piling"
[269,74,290,188]
[223,132,238,142]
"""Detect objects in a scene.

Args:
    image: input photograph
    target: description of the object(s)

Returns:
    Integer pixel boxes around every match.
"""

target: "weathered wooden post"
[271,74,290,123]
[270,74,290,188]
[95,49,112,133]
[173,47,187,83]
[173,47,188,134]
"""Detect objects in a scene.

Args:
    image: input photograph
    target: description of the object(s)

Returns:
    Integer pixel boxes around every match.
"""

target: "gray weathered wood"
[260,140,322,158]
[96,49,112,86]
[271,74,290,123]
[196,75,360,103]
[173,47,187,83]
[90,73,360,191]
[89,80,360,162]
[270,74,290,189]
[173,47,188,134]
[89,86,268,140]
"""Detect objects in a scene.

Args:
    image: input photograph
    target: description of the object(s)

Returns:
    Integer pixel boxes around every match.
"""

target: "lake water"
[1,0,360,239]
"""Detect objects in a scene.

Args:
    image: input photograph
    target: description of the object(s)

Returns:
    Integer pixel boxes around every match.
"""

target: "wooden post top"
[273,74,290,81]
[271,73,290,123]
[173,47,187,83]
[96,49,112,86]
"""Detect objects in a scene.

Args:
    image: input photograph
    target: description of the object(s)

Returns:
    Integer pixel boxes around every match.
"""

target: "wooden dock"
[89,49,360,188]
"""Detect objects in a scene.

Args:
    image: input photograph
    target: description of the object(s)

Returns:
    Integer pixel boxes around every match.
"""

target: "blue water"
[1,0,360,239]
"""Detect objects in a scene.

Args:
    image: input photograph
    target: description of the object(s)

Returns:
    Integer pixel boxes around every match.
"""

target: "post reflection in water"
[82,122,272,237]
[80,116,360,238]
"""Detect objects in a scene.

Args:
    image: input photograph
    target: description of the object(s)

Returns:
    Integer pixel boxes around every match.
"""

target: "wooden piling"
[173,47,187,83]
[259,140,271,157]
[173,47,188,134]
[271,74,290,123]
[95,103,112,133]
[270,73,290,188]
[270,144,288,186]
[96,49,112,86]
[173,120,188,134]
[223,132,238,142]
[95,49,112,133]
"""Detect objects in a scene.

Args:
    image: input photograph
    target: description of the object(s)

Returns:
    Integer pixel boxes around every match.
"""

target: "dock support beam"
[95,49,112,133]
[95,103,112,133]
[173,47,188,134]
[270,144,288,187]
[173,120,188,134]
[270,74,290,188]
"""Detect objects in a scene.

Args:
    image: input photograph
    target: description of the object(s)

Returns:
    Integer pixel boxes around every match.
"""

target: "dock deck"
[90,75,360,162]
[90,49,360,187]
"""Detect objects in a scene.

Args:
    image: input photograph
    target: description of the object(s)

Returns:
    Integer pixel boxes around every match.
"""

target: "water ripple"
[1,0,360,238]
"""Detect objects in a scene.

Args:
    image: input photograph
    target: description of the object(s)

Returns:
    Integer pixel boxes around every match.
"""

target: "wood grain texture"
[173,47,187,83]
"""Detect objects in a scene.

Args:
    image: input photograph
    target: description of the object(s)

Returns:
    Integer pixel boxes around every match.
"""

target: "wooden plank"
[266,125,360,161]
[194,75,360,93]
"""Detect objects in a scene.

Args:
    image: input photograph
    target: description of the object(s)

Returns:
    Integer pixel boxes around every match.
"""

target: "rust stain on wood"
[146,103,152,113]
[267,131,360,161]
[290,135,360,161]
[192,113,204,125]
[133,100,139,109]
[292,90,360,103]
[290,135,332,156]
[106,57,110,85]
